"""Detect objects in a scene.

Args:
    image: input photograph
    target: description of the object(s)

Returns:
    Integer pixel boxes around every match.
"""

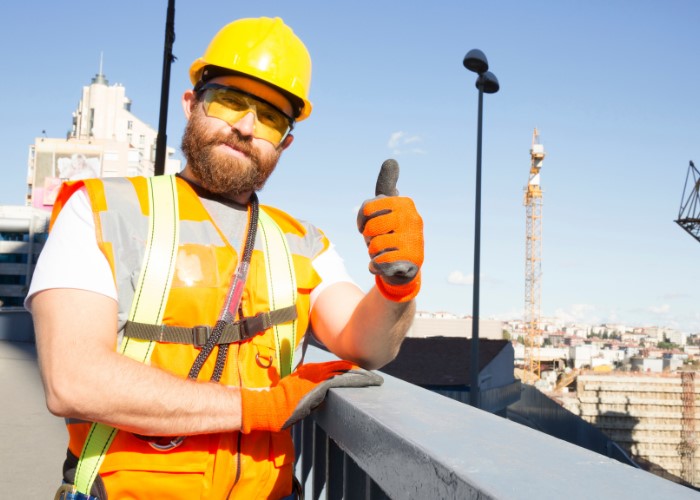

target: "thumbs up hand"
[356,159,424,303]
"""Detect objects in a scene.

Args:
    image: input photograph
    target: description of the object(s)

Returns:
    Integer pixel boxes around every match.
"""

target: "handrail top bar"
[305,346,696,499]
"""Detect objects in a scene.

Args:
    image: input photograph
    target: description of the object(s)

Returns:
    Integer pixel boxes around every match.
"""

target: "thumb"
[375,159,400,197]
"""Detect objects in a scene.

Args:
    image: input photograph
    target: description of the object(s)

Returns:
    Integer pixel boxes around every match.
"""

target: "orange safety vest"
[51,175,328,499]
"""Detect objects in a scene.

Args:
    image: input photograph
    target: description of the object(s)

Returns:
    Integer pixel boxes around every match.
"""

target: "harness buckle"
[54,483,75,500]
[54,483,97,500]
[192,325,210,348]
[242,312,270,339]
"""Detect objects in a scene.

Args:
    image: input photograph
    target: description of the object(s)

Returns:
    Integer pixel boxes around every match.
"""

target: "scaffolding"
[680,371,697,486]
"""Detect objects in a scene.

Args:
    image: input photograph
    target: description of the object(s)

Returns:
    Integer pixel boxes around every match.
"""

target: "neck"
[179,166,253,205]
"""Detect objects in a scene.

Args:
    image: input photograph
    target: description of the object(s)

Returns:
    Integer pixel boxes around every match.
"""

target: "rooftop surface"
[0,341,65,497]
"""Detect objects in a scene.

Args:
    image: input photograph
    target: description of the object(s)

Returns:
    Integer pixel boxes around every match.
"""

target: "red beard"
[180,105,281,196]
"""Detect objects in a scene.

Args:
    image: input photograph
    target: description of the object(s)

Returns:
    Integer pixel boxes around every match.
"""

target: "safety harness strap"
[259,208,298,378]
[123,305,298,347]
[73,175,179,495]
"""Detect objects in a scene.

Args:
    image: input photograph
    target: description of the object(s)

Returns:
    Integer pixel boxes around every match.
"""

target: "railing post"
[327,438,343,499]
[343,453,367,500]
[297,419,313,493]
[369,480,390,500]
[312,423,327,499]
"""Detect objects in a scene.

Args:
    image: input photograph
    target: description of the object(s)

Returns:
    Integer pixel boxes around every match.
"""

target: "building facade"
[26,70,180,210]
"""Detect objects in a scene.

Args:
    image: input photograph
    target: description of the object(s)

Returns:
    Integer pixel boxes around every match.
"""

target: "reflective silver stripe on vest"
[95,178,328,336]
[98,178,149,337]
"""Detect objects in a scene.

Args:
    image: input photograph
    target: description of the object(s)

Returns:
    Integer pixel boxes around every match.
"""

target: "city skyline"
[1,2,699,332]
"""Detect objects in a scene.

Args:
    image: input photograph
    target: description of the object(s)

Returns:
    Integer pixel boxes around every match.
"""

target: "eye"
[258,108,287,129]
[218,92,247,110]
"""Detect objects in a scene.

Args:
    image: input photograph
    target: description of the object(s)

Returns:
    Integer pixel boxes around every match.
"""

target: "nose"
[231,111,256,138]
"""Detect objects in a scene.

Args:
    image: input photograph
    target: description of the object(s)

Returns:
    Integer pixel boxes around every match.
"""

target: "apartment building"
[25,69,180,210]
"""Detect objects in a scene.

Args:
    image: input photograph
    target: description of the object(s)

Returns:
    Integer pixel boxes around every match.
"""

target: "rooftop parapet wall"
[299,347,697,498]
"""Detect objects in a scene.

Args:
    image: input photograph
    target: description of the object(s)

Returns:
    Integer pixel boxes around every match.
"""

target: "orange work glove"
[357,159,424,302]
[239,361,383,433]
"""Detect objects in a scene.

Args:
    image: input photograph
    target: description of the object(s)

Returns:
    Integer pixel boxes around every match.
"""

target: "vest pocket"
[99,432,211,474]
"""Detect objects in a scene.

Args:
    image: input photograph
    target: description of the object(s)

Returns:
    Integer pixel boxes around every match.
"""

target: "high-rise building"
[26,66,181,210]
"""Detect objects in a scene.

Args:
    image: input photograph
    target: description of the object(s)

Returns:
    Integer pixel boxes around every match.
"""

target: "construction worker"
[27,17,423,499]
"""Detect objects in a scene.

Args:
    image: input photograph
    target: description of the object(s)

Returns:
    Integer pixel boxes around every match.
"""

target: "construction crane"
[675,160,700,244]
[523,128,545,383]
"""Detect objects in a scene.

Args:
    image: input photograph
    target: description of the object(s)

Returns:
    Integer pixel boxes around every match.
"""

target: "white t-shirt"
[26,188,356,312]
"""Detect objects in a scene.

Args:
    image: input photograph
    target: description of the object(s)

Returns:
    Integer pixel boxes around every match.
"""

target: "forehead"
[208,75,294,117]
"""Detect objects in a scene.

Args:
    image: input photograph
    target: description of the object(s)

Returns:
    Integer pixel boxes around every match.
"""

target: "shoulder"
[260,205,330,259]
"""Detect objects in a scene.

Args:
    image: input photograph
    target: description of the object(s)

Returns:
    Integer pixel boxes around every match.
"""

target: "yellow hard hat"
[190,17,313,121]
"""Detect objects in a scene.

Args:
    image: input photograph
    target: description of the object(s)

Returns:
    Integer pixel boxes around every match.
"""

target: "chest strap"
[123,305,297,347]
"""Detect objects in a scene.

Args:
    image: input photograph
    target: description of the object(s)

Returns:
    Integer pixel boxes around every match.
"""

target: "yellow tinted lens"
[204,88,290,144]
[205,99,247,126]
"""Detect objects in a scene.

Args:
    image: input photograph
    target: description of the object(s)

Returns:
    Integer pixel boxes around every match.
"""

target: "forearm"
[33,288,242,436]
[312,284,415,370]
[338,287,415,369]
[48,350,243,436]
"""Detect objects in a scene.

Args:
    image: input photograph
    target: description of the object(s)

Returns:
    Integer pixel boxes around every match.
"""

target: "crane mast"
[524,128,545,383]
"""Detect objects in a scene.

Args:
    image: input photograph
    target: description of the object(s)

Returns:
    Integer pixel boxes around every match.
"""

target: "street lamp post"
[463,49,499,408]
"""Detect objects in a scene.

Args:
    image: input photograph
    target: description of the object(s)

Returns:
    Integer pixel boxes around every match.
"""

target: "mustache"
[216,130,255,157]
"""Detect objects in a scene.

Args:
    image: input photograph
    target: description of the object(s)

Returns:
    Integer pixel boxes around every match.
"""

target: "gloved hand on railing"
[239,360,383,433]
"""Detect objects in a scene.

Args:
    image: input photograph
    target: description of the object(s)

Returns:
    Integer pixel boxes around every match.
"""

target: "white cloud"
[447,270,473,285]
[447,270,503,286]
[553,303,597,324]
[649,304,671,314]
[388,131,405,149]
[387,131,425,155]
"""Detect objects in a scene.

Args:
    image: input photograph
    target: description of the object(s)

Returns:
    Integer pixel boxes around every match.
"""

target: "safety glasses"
[198,83,294,145]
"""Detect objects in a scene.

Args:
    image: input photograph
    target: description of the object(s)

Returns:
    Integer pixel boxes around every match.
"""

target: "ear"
[279,134,294,151]
[182,89,197,119]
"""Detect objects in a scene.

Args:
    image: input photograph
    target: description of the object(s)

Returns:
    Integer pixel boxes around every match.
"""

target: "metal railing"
[295,346,697,499]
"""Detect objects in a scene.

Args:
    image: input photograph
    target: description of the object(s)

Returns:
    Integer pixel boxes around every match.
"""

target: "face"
[180,76,294,199]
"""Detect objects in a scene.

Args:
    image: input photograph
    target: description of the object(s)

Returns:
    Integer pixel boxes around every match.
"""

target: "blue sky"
[2,1,699,332]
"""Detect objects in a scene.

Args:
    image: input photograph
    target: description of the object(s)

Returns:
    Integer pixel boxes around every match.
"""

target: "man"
[28,17,423,499]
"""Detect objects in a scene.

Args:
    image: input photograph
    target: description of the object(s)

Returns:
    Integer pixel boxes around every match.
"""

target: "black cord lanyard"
[188,193,260,382]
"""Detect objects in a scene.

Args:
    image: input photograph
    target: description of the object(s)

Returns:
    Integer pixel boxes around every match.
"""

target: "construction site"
[515,135,700,489]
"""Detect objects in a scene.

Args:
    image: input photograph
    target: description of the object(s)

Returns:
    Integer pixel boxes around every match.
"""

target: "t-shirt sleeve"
[309,244,358,310]
[24,188,117,311]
